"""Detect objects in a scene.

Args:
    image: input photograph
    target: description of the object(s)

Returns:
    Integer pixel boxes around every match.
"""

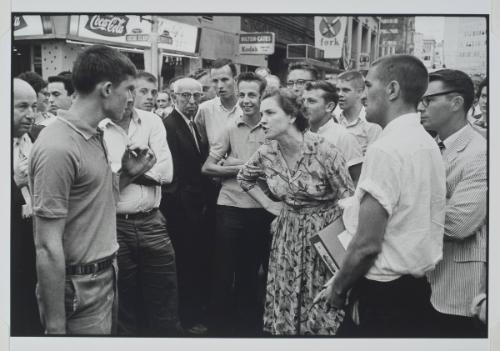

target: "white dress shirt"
[99,108,173,214]
[355,113,447,282]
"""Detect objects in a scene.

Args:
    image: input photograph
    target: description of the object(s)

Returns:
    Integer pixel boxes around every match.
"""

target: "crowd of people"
[12,44,487,337]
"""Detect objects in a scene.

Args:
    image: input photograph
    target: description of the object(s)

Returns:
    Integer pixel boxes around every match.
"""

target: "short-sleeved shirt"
[338,107,382,155]
[210,115,266,208]
[195,96,242,149]
[238,131,354,208]
[29,112,119,265]
[355,113,446,282]
[315,118,364,168]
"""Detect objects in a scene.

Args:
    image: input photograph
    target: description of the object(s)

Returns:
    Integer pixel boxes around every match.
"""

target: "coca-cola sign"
[85,15,129,37]
[13,16,28,31]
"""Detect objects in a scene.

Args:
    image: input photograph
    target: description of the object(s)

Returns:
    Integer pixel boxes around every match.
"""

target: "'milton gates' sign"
[239,32,275,55]
[314,16,347,59]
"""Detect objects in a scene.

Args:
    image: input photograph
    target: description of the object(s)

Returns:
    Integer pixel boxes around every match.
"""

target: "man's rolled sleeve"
[144,115,173,184]
[356,148,401,217]
[29,143,78,218]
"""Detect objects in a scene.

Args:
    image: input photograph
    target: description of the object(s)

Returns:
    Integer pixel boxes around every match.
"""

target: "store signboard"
[70,15,198,53]
[13,15,46,37]
[239,32,275,55]
[314,16,347,59]
[71,15,152,47]
[157,18,198,53]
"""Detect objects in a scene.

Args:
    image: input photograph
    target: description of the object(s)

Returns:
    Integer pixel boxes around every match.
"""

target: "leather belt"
[116,208,158,220]
[66,254,115,276]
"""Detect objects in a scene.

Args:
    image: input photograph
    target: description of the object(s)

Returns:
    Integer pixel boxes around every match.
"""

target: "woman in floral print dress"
[237,88,354,335]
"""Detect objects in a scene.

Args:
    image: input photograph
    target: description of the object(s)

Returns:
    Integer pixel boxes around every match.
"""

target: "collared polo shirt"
[338,106,382,155]
[29,111,119,265]
[99,108,173,214]
[195,96,242,149]
[355,113,446,282]
[210,115,266,208]
[315,118,364,168]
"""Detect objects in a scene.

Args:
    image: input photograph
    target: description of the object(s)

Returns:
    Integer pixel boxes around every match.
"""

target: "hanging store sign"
[239,32,275,55]
[85,15,129,37]
[13,15,48,37]
[314,16,347,59]
[70,15,152,47]
[157,18,198,54]
[70,15,198,54]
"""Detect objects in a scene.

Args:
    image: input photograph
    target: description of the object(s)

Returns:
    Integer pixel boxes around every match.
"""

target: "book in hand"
[310,217,352,275]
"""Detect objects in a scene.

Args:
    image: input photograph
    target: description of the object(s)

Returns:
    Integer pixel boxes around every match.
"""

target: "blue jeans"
[116,210,181,336]
[36,260,117,335]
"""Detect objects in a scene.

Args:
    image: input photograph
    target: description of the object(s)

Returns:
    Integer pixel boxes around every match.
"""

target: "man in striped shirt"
[419,69,487,337]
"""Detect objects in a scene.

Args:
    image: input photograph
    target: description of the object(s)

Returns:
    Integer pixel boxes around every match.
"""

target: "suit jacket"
[428,124,487,317]
[162,108,209,197]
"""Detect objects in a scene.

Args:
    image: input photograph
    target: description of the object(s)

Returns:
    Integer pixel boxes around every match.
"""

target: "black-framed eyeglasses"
[175,92,203,101]
[420,90,462,107]
[286,79,313,88]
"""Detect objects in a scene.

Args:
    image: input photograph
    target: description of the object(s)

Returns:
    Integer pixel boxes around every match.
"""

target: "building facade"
[443,17,487,76]
[379,16,415,57]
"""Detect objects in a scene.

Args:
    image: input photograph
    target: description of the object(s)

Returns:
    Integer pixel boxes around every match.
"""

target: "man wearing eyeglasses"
[286,62,319,99]
[99,71,180,336]
[162,78,211,335]
[418,69,487,337]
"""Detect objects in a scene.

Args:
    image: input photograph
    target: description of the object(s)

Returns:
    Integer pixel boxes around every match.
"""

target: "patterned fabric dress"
[238,131,354,335]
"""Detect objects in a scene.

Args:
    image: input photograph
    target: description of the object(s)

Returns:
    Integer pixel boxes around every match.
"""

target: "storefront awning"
[66,39,144,53]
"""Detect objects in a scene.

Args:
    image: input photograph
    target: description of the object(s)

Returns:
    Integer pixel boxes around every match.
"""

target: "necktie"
[189,120,201,153]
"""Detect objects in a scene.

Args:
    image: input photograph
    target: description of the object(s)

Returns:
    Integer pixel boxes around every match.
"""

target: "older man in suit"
[161,77,211,334]
[419,69,487,337]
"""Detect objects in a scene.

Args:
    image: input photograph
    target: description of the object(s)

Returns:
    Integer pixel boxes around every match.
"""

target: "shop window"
[12,43,31,77]
[123,52,144,71]
[33,44,42,76]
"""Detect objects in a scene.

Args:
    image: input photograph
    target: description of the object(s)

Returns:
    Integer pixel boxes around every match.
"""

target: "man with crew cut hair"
[336,70,381,155]
[322,55,446,337]
[30,45,156,335]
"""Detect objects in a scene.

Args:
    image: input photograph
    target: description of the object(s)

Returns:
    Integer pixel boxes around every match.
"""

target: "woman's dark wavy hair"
[261,88,308,132]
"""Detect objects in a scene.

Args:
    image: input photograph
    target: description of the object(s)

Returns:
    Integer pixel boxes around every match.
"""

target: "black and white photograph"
[4,0,495,350]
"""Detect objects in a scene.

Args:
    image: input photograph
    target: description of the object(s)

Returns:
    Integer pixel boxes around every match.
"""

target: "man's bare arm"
[33,216,67,334]
[202,155,243,177]
[326,192,388,307]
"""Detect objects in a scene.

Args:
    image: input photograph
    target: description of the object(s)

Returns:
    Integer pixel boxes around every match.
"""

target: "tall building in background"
[379,16,415,57]
[443,17,486,76]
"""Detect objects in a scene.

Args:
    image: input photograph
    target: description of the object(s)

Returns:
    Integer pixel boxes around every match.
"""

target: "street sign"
[125,33,150,42]
[239,32,275,55]
[314,16,347,59]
